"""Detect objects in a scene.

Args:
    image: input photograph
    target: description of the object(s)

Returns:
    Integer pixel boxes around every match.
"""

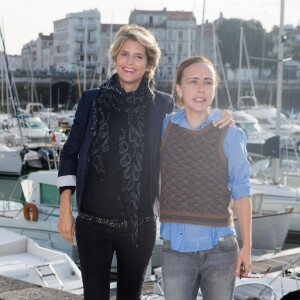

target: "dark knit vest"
[160,121,233,226]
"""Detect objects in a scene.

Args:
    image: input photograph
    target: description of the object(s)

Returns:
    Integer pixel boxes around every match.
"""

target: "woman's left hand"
[213,110,235,128]
[235,247,252,278]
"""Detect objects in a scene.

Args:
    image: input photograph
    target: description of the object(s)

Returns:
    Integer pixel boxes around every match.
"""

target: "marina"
[1,172,300,299]
[0,0,300,298]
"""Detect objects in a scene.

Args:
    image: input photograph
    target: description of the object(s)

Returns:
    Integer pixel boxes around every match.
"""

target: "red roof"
[131,8,167,15]
[131,9,195,21]
[167,11,195,21]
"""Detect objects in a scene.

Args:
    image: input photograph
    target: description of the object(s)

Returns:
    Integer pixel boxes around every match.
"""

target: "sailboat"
[247,0,300,236]
[235,26,300,155]
[0,25,28,175]
[0,26,66,174]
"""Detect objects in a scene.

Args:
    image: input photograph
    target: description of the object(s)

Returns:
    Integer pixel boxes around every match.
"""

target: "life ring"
[23,203,39,221]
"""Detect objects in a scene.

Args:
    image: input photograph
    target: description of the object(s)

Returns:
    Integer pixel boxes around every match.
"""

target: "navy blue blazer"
[58,88,174,212]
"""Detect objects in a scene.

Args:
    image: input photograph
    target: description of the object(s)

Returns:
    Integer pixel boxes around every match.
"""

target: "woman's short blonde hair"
[109,24,161,83]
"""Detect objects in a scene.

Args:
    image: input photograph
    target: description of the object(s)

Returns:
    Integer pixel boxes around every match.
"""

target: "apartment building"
[0,52,22,72]
[100,23,124,80]
[21,40,37,72]
[15,8,215,82]
[52,9,101,74]
[36,33,54,71]
[129,8,198,81]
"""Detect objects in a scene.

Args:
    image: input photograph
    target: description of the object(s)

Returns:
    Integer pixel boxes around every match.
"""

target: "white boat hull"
[235,209,293,251]
[251,182,300,232]
[0,228,82,294]
[0,201,79,265]
[0,147,23,175]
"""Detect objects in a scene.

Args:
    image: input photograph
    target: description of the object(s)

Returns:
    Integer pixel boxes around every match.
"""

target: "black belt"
[78,211,155,229]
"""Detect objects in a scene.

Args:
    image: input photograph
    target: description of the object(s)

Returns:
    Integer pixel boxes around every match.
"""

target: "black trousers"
[75,215,156,300]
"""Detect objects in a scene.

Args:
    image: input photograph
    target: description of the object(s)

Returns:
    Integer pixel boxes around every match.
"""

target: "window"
[41,183,76,207]
[178,44,182,53]
[149,16,153,26]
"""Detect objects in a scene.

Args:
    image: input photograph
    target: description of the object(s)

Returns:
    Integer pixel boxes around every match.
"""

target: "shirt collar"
[177,108,222,130]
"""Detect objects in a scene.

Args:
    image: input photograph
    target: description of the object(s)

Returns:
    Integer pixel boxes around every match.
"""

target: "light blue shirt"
[160,108,251,252]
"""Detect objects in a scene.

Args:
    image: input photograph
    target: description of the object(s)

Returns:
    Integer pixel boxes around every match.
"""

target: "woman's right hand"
[213,110,235,128]
[58,189,75,244]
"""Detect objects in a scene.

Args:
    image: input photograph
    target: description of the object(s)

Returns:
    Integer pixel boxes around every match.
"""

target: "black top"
[82,109,151,218]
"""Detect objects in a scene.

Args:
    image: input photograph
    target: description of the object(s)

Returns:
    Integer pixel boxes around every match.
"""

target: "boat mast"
[273,0,285,183]
[276,0,284,136]
[213,23,233,109]
[0,25,23,138]
[83,16,88,91]
[27,43,38,103]
[1,50,3,110]
[200,0,206,55]
[237,27,243,107]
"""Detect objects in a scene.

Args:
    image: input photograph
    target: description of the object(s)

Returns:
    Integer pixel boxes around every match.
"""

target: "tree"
[285,27,300,61]
[216,18,274,70]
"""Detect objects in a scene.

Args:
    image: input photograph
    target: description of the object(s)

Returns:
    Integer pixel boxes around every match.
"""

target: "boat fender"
[23,203,39,221]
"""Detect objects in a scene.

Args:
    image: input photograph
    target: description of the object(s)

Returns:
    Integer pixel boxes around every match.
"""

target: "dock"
[0,275,83,300]
[0,275,158,300]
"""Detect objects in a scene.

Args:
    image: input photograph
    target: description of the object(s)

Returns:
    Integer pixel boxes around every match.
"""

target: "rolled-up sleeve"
[224,127,251,200]
[57,175,76,187]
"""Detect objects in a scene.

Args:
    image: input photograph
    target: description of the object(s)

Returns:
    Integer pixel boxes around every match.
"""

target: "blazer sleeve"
[57,89,96,187]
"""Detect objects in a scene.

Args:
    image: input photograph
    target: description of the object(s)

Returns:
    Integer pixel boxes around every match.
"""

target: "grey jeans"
[162,235,239,300]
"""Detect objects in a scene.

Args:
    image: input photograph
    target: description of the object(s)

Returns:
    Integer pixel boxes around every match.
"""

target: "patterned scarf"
[90,73,154,245]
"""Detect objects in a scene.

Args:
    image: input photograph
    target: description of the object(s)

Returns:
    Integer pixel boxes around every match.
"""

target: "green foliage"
[285,28,300,61]
[216,18,275,70]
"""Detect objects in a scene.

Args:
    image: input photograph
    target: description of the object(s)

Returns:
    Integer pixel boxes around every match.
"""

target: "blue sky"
[0,0,298,55]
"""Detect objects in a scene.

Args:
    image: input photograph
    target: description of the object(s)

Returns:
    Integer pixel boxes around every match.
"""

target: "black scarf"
[90,73,154,245]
